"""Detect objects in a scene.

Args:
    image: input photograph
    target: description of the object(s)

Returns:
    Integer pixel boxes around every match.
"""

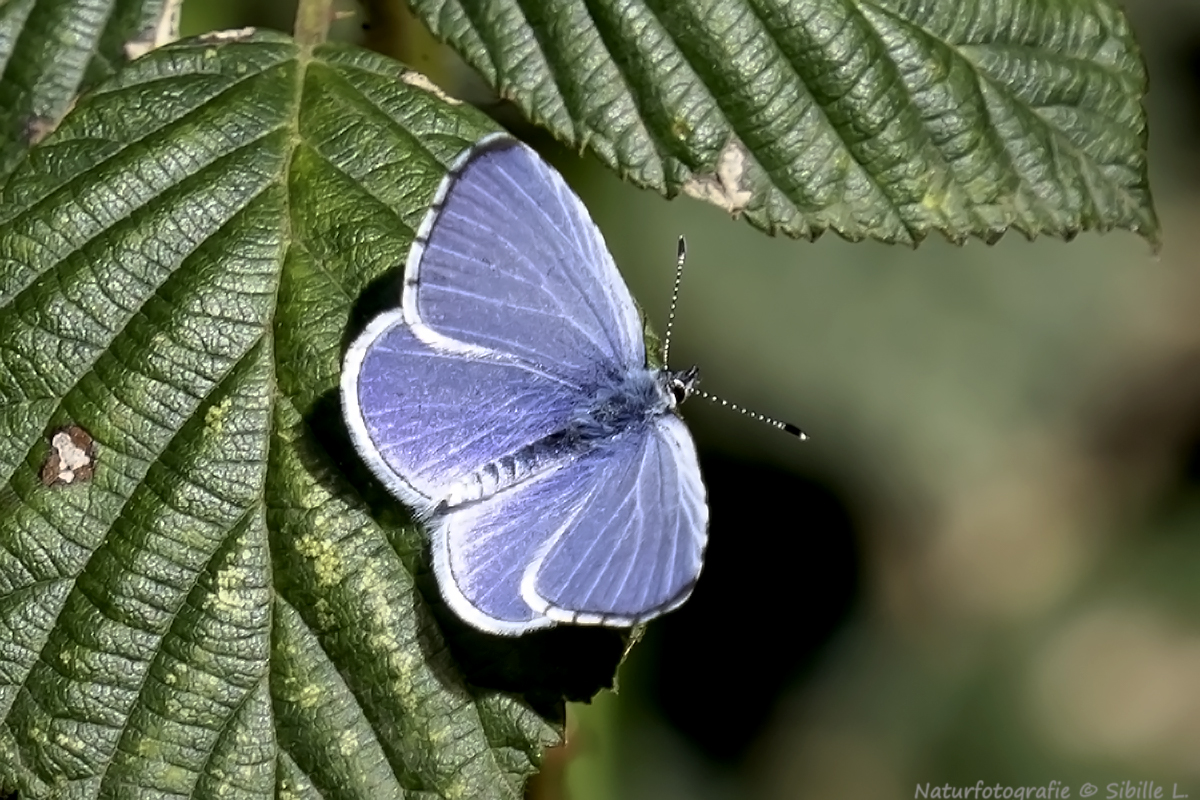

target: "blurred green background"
[184,1,1200,797]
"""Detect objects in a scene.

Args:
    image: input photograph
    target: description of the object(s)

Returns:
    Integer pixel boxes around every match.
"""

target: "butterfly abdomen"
[441,430,580,508]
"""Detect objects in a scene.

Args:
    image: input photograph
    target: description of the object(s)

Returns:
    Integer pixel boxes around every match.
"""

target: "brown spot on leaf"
[40,425,97,487]
[196,27,257,44]
[681,139,754,216]
[402,71,462,105]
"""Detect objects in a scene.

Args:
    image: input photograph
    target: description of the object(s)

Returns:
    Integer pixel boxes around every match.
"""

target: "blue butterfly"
[341,133,707,635]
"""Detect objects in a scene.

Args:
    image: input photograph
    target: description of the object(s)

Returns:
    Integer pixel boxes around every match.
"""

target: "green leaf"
[0,0,179,180]
[407,0,1158,246]
[0,31,582,798]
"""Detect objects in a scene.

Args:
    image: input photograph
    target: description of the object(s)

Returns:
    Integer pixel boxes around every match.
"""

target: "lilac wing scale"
[410,138,644,381]
[343,313,583,515]
[527,415,707,623]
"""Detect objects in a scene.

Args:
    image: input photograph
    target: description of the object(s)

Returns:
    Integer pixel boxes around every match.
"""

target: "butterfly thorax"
[572,368,666,436]
[439,366,699,510]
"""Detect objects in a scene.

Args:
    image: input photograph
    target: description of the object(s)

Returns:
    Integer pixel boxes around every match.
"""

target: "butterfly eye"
[670,381,688,406]
[666,366,699,407]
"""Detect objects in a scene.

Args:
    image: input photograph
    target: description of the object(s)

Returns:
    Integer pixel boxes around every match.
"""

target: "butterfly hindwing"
[524,415,707,625]
[429,416,706,634]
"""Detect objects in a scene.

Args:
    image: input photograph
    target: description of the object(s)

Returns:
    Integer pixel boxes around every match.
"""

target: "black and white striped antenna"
[662,237,808,440]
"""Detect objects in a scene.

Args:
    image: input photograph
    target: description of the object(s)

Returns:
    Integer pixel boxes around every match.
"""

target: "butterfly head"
[663,366,699,411]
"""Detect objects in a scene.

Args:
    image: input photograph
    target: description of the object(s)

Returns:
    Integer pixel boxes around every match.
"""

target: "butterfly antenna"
[695,389,809,440]
[663,236,808,441]
[661,236,687,366]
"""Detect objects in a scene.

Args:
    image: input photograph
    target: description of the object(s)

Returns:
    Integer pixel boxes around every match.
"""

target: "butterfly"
[341,132,707,635]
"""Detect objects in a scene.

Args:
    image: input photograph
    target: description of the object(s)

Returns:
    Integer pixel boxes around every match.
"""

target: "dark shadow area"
[439,618,629,717]
[1181,407,1200,485]
[340,267,406,352]
[630,452,861,763]
[1179,32,1200,150]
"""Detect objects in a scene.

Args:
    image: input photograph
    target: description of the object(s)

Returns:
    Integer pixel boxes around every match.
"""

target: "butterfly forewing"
[404,134,645,381]
[343,317,583,517]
